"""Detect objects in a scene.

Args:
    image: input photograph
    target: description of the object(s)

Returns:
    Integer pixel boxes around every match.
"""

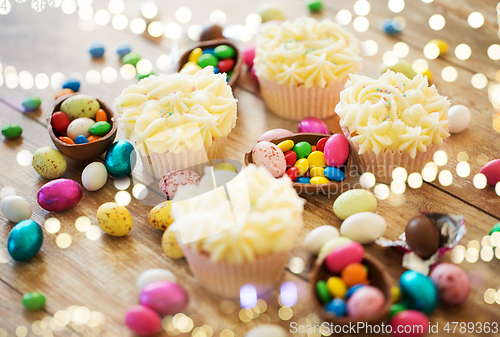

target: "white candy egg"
[304,225,340,254]
[136,268,177,290]
[340,212,387,244]
[1,195,32,223]
[448,105,471,133]
[82,162,108,191]
[67,117,95,140]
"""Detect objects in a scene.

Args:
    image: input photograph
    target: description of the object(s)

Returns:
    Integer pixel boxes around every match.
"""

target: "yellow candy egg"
[97,202,133,236]
[162,227,184,259]
[327,276,347,298]
[180,63,202,75]
[307,151,326,168]
[310,167,325,178]
[311,176,329,185]
[214,162,238,173]
[188,48,203,63]
[277,139,294,153]
[294,158,309,176]
[148,201,174,231]
[429,39,448,55]
[423,69,433,81]
[391,286,402,303]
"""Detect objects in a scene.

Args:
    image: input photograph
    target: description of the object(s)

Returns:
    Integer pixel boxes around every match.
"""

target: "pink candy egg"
[124,305,162,336]
[297,117,330,135]
[346,285,385,318]
[243,43,256,68]
[257,128,294,142]
[139,281,189,316]
[325,242,364,274]
[37,179,83,212]
[429,263,470,305]
[480,159,500,186]
[252,141,286,178]
[389,310,429,337]
[324,134,349,167]
[159,169,201,199]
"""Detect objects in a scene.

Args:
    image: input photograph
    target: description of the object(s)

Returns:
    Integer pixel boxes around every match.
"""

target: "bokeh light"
[383,51,398,66]
[108,0,124,14]
[17,150,33,166]
[362,40,378,56]
[112,14,128,30]
[61,0,77,14]
[240,284,257,309]
[75,216,91,232]
[423,43,440,59]
[51,72,65,90]
[114,177,130,190]
[141,2,158,19]
[433,150,448,166]
[388,0,405,13]
[157,55,173,71]
[85,70,101,85]
[132,184,148,200]
[393,42,409,58]
[78,7,93,20]
[407,173,423,188]
[18,71,34,90]
[468,12,484,28]
[148,21,164,37]
[456,162,471,177]
[115,191,131,206]
[35,73,49,89]
[209,10,226,25]
[175,7,192,23]
[102,67,117,83]
[450,245,465,264]
[336,9,352,26]
[354,0,370,16]
[44,218,61,234]
[86,225,101,240]
[390,181,406,194]
[130,18,147,34]
[438,170,453,186]
[471,73,487,89]
[422,163,438,182]
[187,25,202,41]
[165,22,182,39]
[374,184,390,200]
[412,59,429,73]
[429,14,445,30]
[487,44,500,61]
[288,257,305,274]
[120,64,136,80]
[441,66,458,82]
[136,59,153,75]
[392,167,408,182]
[280,282,298,307]
[455,44,471,60]
[56,233,72,249]
[94,9,111,26]
[360,172,376,188]
[353,17,370,32]
[473,173,487,189]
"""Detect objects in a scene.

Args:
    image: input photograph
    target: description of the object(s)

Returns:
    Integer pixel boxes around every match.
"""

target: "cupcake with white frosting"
[114,67,237,178]
[254,16,362,120]
[336,70,450,181]
[170,164,305,298]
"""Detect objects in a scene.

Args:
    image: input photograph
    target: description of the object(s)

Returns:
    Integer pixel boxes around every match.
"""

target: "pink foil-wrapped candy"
[297,117,330,135]
[139,281,189,316]
[37,178,83,212]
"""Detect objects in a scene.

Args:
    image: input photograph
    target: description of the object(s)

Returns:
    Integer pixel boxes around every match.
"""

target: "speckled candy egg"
[1,195,32,223]
[105,140,137,178]
[390,310,429,337]
[37,179,83,212]
[124,305,162,336]
[159,170,201,199]
[252,141,286,178]
[140,281,189,316]
[245,325,288,337]
[257,128,294,142]
[60,94,100,120]
[400,271,438,314]
[347,285,385,318]
[66,117,95,140]
[7,220,43,261]
[97,202,133,236]
[162,225,184,259]
[148,201,174,231]
[32,147,67,179]
[429,263,470,305]
[137,269,177,290]
[81,162,108,191]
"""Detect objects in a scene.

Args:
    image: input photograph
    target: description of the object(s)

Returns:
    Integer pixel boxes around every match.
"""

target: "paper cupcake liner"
[137,136,227,179]
[342,127,440,184]
[258,77,347,121]
[182,247,289,299]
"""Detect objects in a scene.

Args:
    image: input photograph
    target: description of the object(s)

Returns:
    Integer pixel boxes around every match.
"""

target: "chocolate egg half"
[405,215,440,259]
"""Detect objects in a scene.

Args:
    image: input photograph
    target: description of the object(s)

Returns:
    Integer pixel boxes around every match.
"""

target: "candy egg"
[341,263,368,287]
[51,111,71,133]
[122,51,142,66]
[218,59,235,72]
[32,147,67,179]
[346,284,365,299]
[296,177,310,184]
[429,263,470,305]
[325,298,346,316]
[277,139,294,152]
[381,60,416,78]
[67,117,95,140]
[22,292,46,310]
[198,54,218,68]
[7,220,43,261]
[307,151,326,168]
[37,179,83,212]
[324,134,349,167]
[317,237,352,263]
[87,135,101,143]
[400,271,438,314]
[310,167,325,177]
[257,128,294,142]
[137,269,177,290]
[243,43,256,68]
[89,121,111,136]
[307,0,323,12]
[327,277,347,298]
[325,242,364,274]
[1,195,32,223]
[294,158,309,176]
[293,141,312,159]
[346,285,385,318]
[74,135,88,144]
[62,77,81,92]
[148,201,174,231]
[316,280,332,304]
[89,42,105,58]
[245,325,288,337]
[316,137,328,152]
[297,117,329,135]
[188,48,203,63]
[124,305,162,336]
[214,45,236,59]
[428,39,449,54]
[388,303,407,319]
[159,170,201,199]
[2,123,22,139]
[333,189,377,220]
[58,136,74,144]
[252,141,287,178]
[61,94,100,121]
[286,166,299,182]
[340,212,387,244]
[97,202,133,236]
[162,226,184,259]
[140,281,189,316]
[214,162,238,173]
[311,176,329,185]
[55,89,74,99]
[284,150,297,168]
[22,94,42,112]
[304,225,339,254]
[406,215,440,259]
[324,167,346,182]
[392,286,402,303]
[95,109,107,122]
[116,43,132,57]
[448,105,471,133]
[480,159,500,186]
[258,3,286,22]
[390,310,429,337]
[81,162,108,191]
[105,140,137,178]
[382,19,403,34]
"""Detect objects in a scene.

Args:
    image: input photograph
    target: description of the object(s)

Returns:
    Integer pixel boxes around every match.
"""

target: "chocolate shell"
[405,215,440,259]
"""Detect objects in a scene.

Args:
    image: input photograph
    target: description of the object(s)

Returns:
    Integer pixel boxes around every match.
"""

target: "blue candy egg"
[8,220,44,261]
[325,298,346,317]
[213,67,219,74]
[89,42,105,58]
[62,78,81,92]
[382,19,403,34]
[75,135,88,144]
[203,48,215,55]
[400,271,438,314]
[296,177,311,184]
[346,284,364,299]
[105,140,137,178]
[324,167,346,182]
[116,43,132,57]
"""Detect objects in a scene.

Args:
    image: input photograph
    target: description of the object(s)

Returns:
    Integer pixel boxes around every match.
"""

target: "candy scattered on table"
[116,43,131,57]
[161,225,184,259]
[382,18,403,34]
[22,291,46,310]
[490,222,500,235]
[333,189,377,220]
[297,116,330,135]
[104,140,137,178]
[1,195,32,223]
[81,162,108,191]
[257,3,286,22]
[448,105,471,133]
[199,24,224,41]
[62,77,81,92]
[480,159,500,186]
[32,147,67,179]
[122,51,142,66]
[400,270,438,314]
[1,123,22,139]
[257,128,294,142]
[307,0,323,12]
[159,170,201,199]
[37,179,83,212]
[21,94,41,112]
[97,202,133,236]
[89,42,105,58]
[429,263,470,305]
[124,305,162,336]
[139,281,189,316]
[381,59,416,78]
[341,212,387,244]
[137,269,177,290]
[388,303,407,319]
[148,201,174,231]
[304,225,340,254]
[55,88,74,99]
[7,220,43,261]
[405,215,440,259]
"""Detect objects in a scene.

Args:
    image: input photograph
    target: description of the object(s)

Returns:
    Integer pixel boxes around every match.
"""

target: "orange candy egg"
[58,136,75,145]
[87,135,102,143]
[55,89,74,99]
[95,109,107,122]
[311,145,316,152]
[341,262,368,287]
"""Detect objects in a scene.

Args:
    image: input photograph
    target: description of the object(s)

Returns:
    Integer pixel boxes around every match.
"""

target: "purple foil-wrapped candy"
[37,179,83,212]
[297,117,330,135]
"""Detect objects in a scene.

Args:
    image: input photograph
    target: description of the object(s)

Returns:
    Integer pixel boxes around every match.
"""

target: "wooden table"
[1,0,499,336]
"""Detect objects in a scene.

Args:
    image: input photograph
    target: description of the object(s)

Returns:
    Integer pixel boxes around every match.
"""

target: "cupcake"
[254,16,363,120]
[170,164,305,298]
[114,67,237,179]
[335,70,450,182]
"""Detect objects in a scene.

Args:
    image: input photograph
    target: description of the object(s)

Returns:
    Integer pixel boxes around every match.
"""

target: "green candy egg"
[22,291,46,310]
[400,270,438,314]
[138,71,155,80]
[307,0,323,12]
[2,123,22,139]
[90,121,111,136]
[316,280,332,304]
[214,45,235,59]
[60,94,100,121]
[197,54,219,68]
[292,141,312,159]
[381,59,417,79]
[22,95,41,111]
[388,303,407,319]
[122,51,142,66]
[490,222,500,235]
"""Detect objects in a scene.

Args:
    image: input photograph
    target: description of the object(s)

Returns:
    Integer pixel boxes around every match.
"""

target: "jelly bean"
[22,94,41,111]
[278,139,294,153]
[294,158,309,176]
[311,145,316,152]
[75,135,89,144]
[214,45,235,59]
[58,136,75,145]
[316,280,331,304]
[55,88,74,99]
[327,277,347,298]
[388,303,407,319]
[22,292,46,310]
[428,39,448,55]
[218,59,235,73]
[2,123,22,139]
[89,42,105,58]
[324,167,346,182]
[310,167,325,178]
[382,19,403,34]
[307,0,323,12]
[325,298,346,317]
[286,167,299,182]
[87,135,102,143]
[307,151,326,168]
[202,48,215,55]
[51,111,71,133]
[292,141,312,159]
[346,284,364,299]
[122,51,142,66]
[125,305,162,336]
[188,47,203,63]
[116,43,132,57]
[316,137,328,152]
[341,263,368,287]
[198,54,219,68]
[243,43,256,68]
[326,242,364,274]
[90,121,111,136]
[213,67,220,74]
[296,177,310,184]
[95,109,107,122]
[391,286,402,303]
[62,78,81,92]
[324,134,349,167]
[284,150,297,168]
[311,176,329,185]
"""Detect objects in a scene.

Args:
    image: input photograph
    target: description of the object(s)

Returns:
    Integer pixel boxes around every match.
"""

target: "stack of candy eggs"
[51,94,112,145]
[180,44,237,83]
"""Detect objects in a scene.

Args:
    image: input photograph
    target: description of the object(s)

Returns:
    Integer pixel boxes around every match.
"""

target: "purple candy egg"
[139,281,189,316]
[297,117,330,135]
[37,179,83,212]
[124,305,162,336]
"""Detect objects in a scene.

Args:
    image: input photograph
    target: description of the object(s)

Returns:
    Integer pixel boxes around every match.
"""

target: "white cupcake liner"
[182,247,289,299]
[258,77,347,121]
[137,136,227,179]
